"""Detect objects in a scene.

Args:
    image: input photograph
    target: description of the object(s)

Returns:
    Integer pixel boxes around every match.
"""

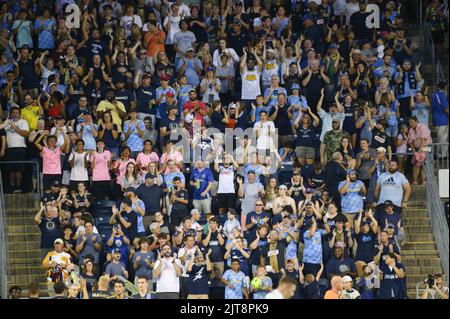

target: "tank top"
[241,66,261,100]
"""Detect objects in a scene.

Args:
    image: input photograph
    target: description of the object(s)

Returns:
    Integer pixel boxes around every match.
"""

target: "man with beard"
[374,161,411,215]
[338,169,366,229]
[153,243,183,299]
[325,246,357,280]
[321,118,350,165]
[96,89,127,131]
[301,59,330,111]
[240,47,263,104]
[182,89,207,126]
[261,229,287,288]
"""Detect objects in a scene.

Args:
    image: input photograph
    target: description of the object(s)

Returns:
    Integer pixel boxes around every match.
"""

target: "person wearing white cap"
[339,275,361,299]
[42,238,74,296]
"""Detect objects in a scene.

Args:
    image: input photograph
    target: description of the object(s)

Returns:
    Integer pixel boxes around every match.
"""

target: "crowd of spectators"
[0,0,448,299]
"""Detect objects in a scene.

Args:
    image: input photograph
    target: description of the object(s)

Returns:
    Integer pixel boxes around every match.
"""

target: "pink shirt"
[136,152,160,174]
[92,151,112,181]
[42,147,62,175]
[160,151,183,173]
[408,123,432,149]
[115,158,136,184]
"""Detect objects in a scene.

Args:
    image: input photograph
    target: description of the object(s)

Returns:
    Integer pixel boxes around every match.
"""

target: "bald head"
[331,276,343,292]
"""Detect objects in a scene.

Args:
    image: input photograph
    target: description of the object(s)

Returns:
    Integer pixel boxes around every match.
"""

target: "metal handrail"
[0,171,9,299]
[424,150,449,282]
[0,161,42,196]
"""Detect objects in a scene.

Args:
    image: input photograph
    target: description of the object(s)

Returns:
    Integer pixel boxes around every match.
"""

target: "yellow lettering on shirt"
[245,74,257,81]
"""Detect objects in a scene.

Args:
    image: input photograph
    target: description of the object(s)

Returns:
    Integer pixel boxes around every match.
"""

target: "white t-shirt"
[154,258,183,293]
[217,165,235,194]
[69,152,89,181]
[262,59,280,86]
[177,246,197,277]
[254,120,275,150]
[5,119,29,148]
[163,15,181,44]
[376,172,409,207]
[50,126,70,147]
[241,66,261,100]
[120,15,143,37]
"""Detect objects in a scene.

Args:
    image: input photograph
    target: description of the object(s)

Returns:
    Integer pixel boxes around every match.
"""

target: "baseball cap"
[125,187,136,193]
[145,173,156,180]
[112,248,121,254]
[186,47,194,52]
[342,275,353,283]
[303,14,313,21]
[142,73,151,80]
[229,103,237,109]
[330,43,338,49]
[166,91,175,97]
[48,82,57,88]
[235,0,243,6]
[291,83,300,90]
[347,169,356,174]
[160,74,170,81]
[51,180,61,187]
[384,200,394,207]
[376,147,387,153]
[206,66,214,72]
[54,238,64,245]
[305,188,313,194]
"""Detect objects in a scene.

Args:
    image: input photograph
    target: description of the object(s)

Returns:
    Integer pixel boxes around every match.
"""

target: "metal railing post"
[0,171,9,299]
[424,147,449,281]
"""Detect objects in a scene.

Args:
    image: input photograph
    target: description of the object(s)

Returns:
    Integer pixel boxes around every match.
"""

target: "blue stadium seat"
[97,223,113,242]
[93,200,116,225]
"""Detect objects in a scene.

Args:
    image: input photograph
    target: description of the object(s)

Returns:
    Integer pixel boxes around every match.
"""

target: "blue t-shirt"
[76,123,98,151]
[223,269,247,299]
[190,167,214,200]
[228,248,251,276]
[325,256,357,279]
[188,264,210,295]
[303,229,326,264]
[431,91,449,126]
[263,87,287,108]
[108,235,129,265]
[338,180,365,213]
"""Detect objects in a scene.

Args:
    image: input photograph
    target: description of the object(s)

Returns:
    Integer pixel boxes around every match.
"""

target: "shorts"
[412,151,426,166]
[193,198,212,215]
[295,146,316,160]
[216,193,236,210]
[6,147,27,171]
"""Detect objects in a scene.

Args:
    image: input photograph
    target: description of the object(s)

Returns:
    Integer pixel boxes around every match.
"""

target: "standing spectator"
[153,244,183,299]
[378,253,406,299]
[221,258,249,299]
[338,169,366,228]
[0,106,29,192]
[407,116,432,185]
[34,202,64,260]
[75,220,102,268]
[34,8,56,51]
[374,160,411,216]
[190,158,214,216]
[186,247,212,299]
[431,81,448,158]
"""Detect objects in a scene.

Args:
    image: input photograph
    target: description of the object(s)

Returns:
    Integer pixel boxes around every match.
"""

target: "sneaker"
[13,189,22,193]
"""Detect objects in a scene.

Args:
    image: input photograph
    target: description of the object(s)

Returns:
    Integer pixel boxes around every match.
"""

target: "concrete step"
[401,257,442,268]
[7,241,40,252]
[401,217,431,225]
[9,266,45,276]
[404,225,433,234]
[405,233,435,242]
[403,266,442,276]
[7,224,40,234]
[8,249,41,260]
[6,215,38,227]
[402,242,437,251]
[8,233,41,242]
[401,250,439,257]
[9,257,42,266]
[402,209,429,218]
[8,274,48,286]
[4,194,41,210]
